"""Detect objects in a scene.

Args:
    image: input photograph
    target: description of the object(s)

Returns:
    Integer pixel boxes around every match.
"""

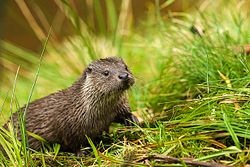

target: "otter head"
[83,57,135,96]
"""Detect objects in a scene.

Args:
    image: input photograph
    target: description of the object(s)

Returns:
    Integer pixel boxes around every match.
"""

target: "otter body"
[6,57,138,153]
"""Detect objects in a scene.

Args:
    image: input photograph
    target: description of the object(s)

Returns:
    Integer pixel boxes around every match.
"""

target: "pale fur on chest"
[80,98,119,137]
[64,84,122,139]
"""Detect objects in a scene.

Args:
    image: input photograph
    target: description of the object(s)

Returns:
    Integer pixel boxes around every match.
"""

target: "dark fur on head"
[3,56,139,154]
[83,57,135,95]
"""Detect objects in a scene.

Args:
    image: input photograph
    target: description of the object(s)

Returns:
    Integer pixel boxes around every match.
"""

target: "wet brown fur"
[5,57,138,153]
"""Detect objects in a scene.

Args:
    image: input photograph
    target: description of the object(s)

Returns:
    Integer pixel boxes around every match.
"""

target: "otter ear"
[86,66,92,74]
[83,66,92,78]
[83,66,92,79]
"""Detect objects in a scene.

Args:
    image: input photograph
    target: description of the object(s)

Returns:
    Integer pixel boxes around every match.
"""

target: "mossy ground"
[0,0,250,166]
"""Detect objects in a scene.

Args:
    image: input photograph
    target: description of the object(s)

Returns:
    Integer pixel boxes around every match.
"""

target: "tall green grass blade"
[18,111,29,166]
[26,131,48,144]
[8,123,22,166]
[0,127,16,166]
[196,146,241,161]
[53,144,61,160]
[0,91,9,125]
[223,111,241,149]
[86,136,101,167]
[9,66,20,115]
[41,153,46,167]
[22,28,51,123]
[19,28,51,166]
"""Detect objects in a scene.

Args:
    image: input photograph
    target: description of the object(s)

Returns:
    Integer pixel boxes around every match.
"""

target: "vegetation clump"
[0,0,250,166]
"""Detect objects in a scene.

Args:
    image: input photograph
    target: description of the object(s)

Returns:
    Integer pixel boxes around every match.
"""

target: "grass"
[1,0,250,166]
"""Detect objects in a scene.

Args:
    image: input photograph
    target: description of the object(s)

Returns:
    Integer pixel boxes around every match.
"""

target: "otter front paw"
[125,113,139,126]
[123,113,139,126]
[114,113,139,126]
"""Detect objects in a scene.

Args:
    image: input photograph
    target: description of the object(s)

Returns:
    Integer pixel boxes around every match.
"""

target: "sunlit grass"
[1,0,250,166]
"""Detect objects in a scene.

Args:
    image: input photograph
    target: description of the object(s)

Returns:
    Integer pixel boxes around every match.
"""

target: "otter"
[4,57,139,153]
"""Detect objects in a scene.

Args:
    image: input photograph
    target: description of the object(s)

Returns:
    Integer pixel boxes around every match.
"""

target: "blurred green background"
[0,0,196,51]
[1,1,250,165]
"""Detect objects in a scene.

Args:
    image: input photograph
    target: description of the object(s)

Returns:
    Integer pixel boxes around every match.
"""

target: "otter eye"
[103,70,109,76]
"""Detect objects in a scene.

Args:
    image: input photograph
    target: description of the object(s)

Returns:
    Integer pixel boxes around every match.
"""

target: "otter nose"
[118,73,129,80]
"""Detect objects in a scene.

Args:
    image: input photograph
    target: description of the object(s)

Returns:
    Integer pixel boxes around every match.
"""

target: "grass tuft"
[1,0,250,166]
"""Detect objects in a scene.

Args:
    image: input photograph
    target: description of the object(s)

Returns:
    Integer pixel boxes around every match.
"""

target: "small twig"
[136,154,230,167]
